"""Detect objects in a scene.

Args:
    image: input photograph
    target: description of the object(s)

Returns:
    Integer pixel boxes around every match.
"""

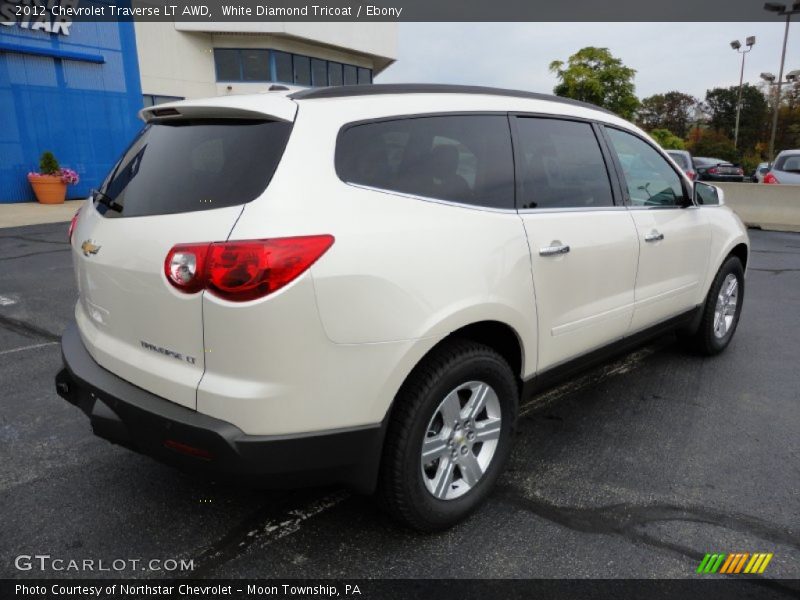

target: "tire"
[684,256,745,356]
[377,339,518,531]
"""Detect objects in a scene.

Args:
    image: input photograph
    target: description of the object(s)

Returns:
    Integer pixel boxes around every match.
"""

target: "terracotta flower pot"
[28,173,67,204]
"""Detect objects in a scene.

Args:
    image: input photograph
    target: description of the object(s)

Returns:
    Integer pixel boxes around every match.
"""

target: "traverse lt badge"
[81,240,101,257]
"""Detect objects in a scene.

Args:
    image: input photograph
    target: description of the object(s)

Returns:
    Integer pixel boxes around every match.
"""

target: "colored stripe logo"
[696,553,773,574]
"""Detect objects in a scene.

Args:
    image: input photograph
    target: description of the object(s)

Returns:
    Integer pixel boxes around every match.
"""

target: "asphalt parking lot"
[0,222,798,588]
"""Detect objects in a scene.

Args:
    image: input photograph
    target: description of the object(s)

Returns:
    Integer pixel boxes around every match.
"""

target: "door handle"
[539,244,570,257]
[644,231,664,243]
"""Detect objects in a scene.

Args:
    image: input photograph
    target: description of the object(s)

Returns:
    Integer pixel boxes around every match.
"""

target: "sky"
[376,22,800,100]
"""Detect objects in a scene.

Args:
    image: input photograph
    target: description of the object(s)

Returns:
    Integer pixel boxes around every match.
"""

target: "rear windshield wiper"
[92,189,123,213]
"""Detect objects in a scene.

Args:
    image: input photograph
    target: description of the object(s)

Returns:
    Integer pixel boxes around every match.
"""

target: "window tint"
[343,64,357,85]
[273,51,292,83]
[667,152,689,169]
[241,50,269,81]
[775,153,800,172]
[311,59,327,86]
[97,119,292,218]
[293,55,311,86]
[514,118,614,209]
[606,128,686,207]
[328,62,343,86]
[357,67,372,84]
[214,49,240,81]
[336,115,514,209]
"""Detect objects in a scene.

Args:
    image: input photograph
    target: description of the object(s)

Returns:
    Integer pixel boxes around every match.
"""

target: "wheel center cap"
[454,430,466,445]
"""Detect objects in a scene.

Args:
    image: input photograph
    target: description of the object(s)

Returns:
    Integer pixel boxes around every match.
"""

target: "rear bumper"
[56,322,385,493]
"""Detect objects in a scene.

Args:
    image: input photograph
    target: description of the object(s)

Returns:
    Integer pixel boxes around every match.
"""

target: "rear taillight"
[687,170,697,181]
[68,210,80,242]
[164,235,334,301]
[763,172,780,184]
[708,167,719,175]
[735,167,744,176]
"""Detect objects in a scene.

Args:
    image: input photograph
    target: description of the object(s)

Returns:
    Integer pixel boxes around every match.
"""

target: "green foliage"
[637,91,698,138]
[686,129,737,163]
[549,47,639,119]
[740,152,763,175]
[39,151,60,175]
[649,128,685,149]
[705,84,768,153]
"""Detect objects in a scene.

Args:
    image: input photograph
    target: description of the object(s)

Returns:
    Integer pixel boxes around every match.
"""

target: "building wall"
[134,22,397,100]
[0,19,143,203]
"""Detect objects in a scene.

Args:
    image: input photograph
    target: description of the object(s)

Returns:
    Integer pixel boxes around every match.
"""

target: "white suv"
[57,84,749,531]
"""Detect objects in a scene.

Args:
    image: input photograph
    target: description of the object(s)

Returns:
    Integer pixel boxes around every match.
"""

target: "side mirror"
[694,181,724,206]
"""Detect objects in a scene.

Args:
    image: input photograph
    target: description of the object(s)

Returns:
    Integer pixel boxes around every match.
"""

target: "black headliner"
[289,84,615,116]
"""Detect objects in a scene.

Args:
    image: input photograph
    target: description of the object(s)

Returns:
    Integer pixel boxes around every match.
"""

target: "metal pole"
[734,50,747,148]
[768,13,791,162]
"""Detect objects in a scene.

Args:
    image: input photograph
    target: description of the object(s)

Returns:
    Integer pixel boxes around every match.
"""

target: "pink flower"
[58,168,80,185]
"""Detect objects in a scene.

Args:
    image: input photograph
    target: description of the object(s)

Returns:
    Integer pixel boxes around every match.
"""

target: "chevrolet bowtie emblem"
[81,240,101,257]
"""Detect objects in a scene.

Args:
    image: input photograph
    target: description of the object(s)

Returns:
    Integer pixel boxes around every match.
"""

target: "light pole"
[763,2,800,162]
[730,36,755,149]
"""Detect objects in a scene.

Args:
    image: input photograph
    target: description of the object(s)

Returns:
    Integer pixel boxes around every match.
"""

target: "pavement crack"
[182,489,349,579]
[0,313,60,342]
[750,268,800,275]
[0,247,70,262]
[0,234,69,246]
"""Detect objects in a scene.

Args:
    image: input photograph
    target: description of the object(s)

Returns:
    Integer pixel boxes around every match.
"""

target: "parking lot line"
[0,341,59,357]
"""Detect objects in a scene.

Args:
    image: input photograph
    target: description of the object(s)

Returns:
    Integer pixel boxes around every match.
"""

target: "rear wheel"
[684,256,744,355]
[378,340,517,531]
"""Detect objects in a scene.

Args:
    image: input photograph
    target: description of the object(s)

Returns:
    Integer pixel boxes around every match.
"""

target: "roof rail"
[289,83,615,115]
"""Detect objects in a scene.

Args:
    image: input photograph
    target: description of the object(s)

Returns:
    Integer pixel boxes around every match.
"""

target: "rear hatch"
[71,97,295,409]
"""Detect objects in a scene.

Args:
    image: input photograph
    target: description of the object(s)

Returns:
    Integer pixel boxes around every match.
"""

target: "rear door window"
[97,119,292,218]
[336,115,514,209]
[513,117,615,210]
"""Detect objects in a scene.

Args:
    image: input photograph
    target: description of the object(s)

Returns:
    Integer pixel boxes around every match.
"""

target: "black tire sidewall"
[399,348,517,529]
[701,257,745,353]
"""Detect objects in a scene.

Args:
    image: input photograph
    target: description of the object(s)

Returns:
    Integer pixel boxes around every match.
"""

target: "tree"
[649,129,685,149]
[704,85,769,153]
[637,91,698,138]
[549,47,639,119]
[686,129,737,162]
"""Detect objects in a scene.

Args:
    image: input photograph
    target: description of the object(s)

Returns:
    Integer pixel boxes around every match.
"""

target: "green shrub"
[39,151,60,175]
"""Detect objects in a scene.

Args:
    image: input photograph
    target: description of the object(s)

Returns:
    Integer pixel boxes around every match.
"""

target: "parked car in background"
[764,150,800,184]
[666,150,696,180]
[751,162,770,183]
[694,157,745,183]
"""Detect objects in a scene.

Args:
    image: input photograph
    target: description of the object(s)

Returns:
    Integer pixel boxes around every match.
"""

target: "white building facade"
[133,22,398,105]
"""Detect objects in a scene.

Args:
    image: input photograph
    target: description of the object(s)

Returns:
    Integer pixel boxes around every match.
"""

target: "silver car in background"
[764,150,800,184]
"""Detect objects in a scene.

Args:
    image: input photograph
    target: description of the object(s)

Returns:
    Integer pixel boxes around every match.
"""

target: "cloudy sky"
[376,22,800,100]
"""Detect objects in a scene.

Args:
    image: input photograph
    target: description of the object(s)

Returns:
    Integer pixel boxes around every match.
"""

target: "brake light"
[687,170,697,181]
[735,167,744,176]
[708,167,718,175]
[164,235,334,301]
[68,210,80,242]
[763,172,780,184]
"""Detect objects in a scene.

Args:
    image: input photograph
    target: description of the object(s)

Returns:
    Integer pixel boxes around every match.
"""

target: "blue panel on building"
[0,4,143,203]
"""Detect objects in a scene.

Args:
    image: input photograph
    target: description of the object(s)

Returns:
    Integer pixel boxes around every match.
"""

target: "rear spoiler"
[139,93,297,123]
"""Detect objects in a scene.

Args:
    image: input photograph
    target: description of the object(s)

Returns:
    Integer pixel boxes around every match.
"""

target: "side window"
[336,115,514,209]
[514,117,615,210]
[606,128,686,207]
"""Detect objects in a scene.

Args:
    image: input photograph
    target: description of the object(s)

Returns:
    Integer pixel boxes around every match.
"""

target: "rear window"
[96,119,292,218]
[775,153,800,172]
[668,152,689,169]
[335,115,514,210]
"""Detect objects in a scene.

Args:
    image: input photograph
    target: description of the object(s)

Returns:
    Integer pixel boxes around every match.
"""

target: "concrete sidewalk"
[0,200,84,229]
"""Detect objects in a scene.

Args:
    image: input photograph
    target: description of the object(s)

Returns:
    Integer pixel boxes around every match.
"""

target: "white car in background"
[764,150,800,184]
[56,84,749,531]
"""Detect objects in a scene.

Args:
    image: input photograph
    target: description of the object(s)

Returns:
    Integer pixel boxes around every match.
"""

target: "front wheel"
[684,256,745,355]
[377,339,518,531]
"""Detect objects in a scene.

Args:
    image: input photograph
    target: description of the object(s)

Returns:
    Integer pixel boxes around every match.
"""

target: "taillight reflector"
[68,209,80,242]
[164,235,334,301]
[763,172,779,184]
